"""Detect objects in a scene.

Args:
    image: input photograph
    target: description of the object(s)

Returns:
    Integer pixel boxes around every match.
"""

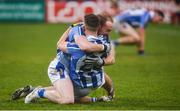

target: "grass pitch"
[0,23,180,110]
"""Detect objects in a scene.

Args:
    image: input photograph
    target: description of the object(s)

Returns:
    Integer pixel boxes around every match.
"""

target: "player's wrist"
[103,44,107,52]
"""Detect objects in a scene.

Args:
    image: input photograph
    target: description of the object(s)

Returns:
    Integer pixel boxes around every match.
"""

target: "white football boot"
[24,86,42,104]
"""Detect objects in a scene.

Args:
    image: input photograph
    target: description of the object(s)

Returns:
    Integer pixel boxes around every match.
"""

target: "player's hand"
[97,96,112,102]
[84,56,104,66]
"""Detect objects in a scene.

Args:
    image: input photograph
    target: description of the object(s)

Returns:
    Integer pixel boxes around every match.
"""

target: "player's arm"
[57,29,80,54]
[103,43,115,65]
[57,27,71,52]
[74,36,106,52]
[57,25,108,53]
[57,31,106,53]
[59,34,106,53]
[84,43,114,67]
[71,23,106,52]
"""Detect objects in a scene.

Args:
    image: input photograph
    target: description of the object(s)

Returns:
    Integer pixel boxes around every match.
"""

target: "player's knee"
[57,97,74,104]
[133,35,140,43]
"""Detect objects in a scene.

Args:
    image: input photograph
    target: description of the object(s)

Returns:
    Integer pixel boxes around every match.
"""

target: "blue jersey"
[68,23,85,42]
[115,8,154,28]
[54,23,85,75]
[55,49,70,74]
[67,35,110,88]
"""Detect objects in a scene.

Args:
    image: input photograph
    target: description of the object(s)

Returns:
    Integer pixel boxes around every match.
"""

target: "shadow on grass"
[2,97,180,110]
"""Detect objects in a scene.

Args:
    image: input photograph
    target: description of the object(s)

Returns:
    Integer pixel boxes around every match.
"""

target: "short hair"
[84,14,100,31]
[97,12,113,26]
[110,1,119,9]
[156,10,165,19]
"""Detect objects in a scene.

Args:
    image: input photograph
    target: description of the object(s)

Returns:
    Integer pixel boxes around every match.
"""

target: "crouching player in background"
[113,8,164,55]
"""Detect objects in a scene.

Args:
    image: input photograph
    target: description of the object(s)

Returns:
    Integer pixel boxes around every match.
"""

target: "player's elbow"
[57,42,62,49]
[58,42,68,52]
[105,57,115,65]
[109,58,115,65]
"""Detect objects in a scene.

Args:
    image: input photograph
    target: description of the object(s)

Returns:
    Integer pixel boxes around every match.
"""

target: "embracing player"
[11,13,115,104]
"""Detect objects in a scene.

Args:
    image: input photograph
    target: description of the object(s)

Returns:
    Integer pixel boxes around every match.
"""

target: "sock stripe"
[38,89,45,98]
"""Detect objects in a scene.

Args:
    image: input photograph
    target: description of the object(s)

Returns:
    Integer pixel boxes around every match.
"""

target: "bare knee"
[57,97,74,104]
[133,35,140,43]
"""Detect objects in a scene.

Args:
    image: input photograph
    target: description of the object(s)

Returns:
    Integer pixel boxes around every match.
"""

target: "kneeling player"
[11,14,115,104]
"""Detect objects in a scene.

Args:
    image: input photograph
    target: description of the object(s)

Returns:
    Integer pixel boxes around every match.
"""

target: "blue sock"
[38,89,45,98]
[138,50,145,55]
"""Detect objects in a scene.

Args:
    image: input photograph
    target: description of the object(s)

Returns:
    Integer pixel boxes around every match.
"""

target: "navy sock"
[138,50,145,55]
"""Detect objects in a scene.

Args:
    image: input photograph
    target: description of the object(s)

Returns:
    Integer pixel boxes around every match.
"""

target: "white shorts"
[113,19,139,39]
[113,19,131,33]
[48,58,69,84]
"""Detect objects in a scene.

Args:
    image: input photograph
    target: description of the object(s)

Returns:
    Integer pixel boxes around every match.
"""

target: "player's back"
[54,23,84,73]
[67,35,109,88]
[68,23,85,43]
[115,8,152,28]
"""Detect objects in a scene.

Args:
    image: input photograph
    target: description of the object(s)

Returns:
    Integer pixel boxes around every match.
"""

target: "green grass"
[0,23,180,110]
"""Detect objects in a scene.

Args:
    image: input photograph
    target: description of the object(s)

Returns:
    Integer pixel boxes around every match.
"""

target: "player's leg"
[45,60,74,104]
[52,77,74,104]
[41,86,60,103]
[113,22,140,45]
[74,88,112,103]
[74,86,95,103]
[136,28,145,55]
[11,85,34,100]
[74,74,113,104]
[42,78,74,104]
[75,96,92,103]
[25,59,74,104]
[25,78,74,104]
[11,85,57,101]
[102,73,115,99]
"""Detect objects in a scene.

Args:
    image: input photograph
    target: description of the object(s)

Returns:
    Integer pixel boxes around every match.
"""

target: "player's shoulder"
[98,35,110,43]
[70,22,85,35]
[87,35,99,43]
[71,22,84,28]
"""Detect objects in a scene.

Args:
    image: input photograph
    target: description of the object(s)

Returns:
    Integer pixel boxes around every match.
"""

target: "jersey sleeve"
[66,42,81,55]
[68,26,84,42]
